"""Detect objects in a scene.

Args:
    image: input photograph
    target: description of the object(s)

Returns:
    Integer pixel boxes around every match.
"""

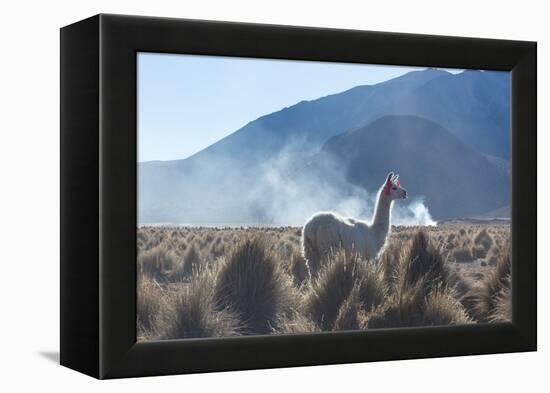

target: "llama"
[302,172,407,275]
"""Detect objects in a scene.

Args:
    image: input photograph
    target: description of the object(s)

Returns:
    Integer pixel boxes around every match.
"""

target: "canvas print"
[137,53,511,341]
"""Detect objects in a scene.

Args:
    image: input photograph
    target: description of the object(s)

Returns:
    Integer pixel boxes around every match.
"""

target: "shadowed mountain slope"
[315,115,510,219]
[139,69,510,224]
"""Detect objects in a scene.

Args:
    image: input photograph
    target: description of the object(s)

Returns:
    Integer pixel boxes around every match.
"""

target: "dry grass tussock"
[214,237,298,334]
[137,223,511,340]
[305,250,386,331]
[137,275,164,339]
[463,241,511,322]
[159,269,241,339]
[365,230,471,329]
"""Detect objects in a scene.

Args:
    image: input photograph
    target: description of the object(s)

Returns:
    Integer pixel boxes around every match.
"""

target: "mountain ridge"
[140,68,454,166]
[138,69,510,224]
[314,115,509,219]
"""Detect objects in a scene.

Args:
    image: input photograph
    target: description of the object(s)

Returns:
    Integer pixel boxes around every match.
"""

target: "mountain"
[138,68,511,224]
[182,69,452,167]
[475,206,510,220]
[177,68,509,167]
[315,115,510,219]
[388,70,510,158]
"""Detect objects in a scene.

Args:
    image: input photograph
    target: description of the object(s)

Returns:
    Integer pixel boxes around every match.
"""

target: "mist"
[138,137,437,227]
[245,145,437,227]
[138,68,510,226]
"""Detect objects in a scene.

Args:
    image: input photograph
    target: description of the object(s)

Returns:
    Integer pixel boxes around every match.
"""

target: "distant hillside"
[183,69,453,167]
[315,115,510,219]
[390,70,510,158]
[139,69,510,224]
[475,205,510,219]
[143,68,509,172]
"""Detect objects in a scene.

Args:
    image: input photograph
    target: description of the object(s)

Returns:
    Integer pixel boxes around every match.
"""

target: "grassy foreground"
[137,224,511,341]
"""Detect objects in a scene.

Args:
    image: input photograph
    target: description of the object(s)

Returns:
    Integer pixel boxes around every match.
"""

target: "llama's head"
[382,172,407,200]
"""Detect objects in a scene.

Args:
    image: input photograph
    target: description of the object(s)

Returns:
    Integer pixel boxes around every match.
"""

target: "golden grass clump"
[378,240,402,290]
[304,250,358,331]
[464,242,511,322]
[333,288,362,331]
[273,312,321,334]
[398,229,456,294]
[183,242,201,270]
[159,270,241,339]
[474,229,494,252]
[366,280,471,329]
[453,246,474,263]
[366,229,470,329]
[305,250,385,331]
[488,275,512,322]
[137,275,164,339]
[423,287,471,325]
[137,245,177,282]
[169,242,202,282]
[365,279,425,329]
[355,265,387,312]
[288,250,310,287]
[213,237,297,334]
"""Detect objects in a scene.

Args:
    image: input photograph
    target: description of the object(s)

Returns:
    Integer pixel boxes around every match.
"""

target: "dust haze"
[139,138,436,227]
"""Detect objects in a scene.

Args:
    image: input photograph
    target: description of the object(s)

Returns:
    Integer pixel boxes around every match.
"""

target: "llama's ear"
[393,174,399,182]
[386,172,394,184]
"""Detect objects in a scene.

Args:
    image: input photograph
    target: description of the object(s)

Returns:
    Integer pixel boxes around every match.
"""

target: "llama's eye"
[392,186,397,190]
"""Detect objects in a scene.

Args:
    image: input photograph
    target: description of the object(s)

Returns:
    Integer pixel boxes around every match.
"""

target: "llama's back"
[302,212,351,275]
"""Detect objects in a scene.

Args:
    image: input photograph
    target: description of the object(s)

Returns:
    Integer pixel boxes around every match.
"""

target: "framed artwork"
[60,14,536,379]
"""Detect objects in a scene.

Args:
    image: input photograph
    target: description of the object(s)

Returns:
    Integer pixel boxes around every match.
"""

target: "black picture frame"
[60,14,537,379]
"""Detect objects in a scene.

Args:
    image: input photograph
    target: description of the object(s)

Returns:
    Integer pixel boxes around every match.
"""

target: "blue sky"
[138,53,461,162]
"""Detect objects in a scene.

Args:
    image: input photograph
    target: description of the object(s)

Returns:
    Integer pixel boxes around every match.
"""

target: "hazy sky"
[138,53,461,162]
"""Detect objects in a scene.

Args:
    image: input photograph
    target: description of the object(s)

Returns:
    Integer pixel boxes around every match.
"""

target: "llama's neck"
[371,190,392,236]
